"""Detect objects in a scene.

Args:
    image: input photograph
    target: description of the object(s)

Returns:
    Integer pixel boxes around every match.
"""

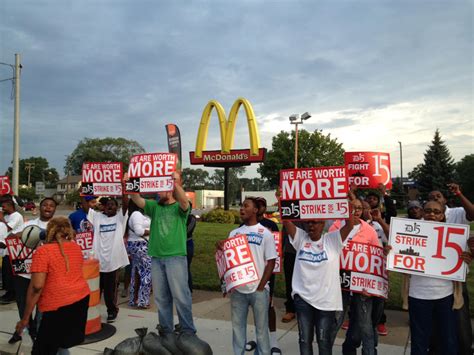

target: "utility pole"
[25,162,35,187]
[0,54,21,195]
[12,54,21,195]
[398,141,403,194]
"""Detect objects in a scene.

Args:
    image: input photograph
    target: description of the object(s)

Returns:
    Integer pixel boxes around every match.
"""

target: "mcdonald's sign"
[189,98,266,167]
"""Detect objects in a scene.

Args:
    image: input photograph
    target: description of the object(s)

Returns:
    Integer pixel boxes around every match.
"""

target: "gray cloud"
[0,0,472,177]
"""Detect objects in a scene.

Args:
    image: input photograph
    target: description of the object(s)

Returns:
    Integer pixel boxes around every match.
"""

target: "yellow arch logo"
[194,98,261,158]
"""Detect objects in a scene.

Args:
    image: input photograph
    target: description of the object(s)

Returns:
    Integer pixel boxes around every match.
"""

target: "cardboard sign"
[340,241,388,298]
[126,153,177,194]
[279,166,349,220]
[75,231,94,256]
[273,231,282,274]
[5,236,34,275]
[0,176,12,195]
[387,218,469,281]
[215,234,259,292]
[344,152,392,189]
[81,162,123,196]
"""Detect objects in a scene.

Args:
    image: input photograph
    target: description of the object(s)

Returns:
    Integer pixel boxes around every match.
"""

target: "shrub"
[229,209,241,224]
[201,208,235,224]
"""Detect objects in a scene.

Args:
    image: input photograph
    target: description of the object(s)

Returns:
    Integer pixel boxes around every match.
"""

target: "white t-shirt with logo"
[445,206,470,225]
[291,228,344,311]
[88,209,129,272]
[228,223,277,294]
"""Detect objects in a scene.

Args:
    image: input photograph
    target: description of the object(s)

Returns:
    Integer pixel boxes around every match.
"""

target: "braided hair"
[45,216,74,272]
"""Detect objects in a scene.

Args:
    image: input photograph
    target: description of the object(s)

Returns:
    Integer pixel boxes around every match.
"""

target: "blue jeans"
[342,294,379,355]
[409,295,457,355]
[294,294,335,355]
[230,289,270,355]
[150,256,196,334]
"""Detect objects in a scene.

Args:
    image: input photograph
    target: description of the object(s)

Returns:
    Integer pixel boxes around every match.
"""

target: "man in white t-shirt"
[8,197,56,344]
[0,197,24,304]
[428,184,473,355]
[283,212,354,355]
[86,196,129,323]
[217,197,277,355]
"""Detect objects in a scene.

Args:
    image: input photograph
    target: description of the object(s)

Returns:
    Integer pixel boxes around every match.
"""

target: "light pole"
[0,54,21,195]
[289,112,311,168]
[398,141,403,193]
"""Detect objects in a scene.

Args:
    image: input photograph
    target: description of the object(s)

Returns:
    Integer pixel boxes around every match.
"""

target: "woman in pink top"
[16,217,90,355]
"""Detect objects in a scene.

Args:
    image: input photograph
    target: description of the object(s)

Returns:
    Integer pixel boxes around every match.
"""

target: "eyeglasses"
[353,206,363,211]
[423,208,443,215]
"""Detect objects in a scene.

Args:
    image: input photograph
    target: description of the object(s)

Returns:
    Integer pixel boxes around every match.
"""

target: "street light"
[289,112,311,168]
[398,141,403,194]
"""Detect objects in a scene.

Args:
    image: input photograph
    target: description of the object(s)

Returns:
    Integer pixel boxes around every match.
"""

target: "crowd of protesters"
[0,171,473,355]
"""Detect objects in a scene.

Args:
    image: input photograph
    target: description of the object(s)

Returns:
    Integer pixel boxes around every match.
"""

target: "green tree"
[258,129,345,187]
[239,177,270,191]
[182,168,210,191]
[65,137,146,175]
[7,157,59,188]
[414,130,455,196]
[209,167,246,204]
[456,154,474,201]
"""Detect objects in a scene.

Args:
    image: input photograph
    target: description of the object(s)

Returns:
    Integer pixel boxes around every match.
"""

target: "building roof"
[57,175,82,184]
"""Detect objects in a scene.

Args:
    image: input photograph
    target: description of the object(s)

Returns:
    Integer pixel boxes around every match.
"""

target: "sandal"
[245,340,257,351]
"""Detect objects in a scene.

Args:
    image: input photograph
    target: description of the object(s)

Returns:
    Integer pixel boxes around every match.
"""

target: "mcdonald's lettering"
[190,98,266,167]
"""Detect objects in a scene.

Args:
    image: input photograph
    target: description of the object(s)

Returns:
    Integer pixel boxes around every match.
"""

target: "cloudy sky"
[0,1,472,180]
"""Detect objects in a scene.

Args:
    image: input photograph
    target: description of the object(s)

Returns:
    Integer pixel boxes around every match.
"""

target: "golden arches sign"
[190,98,265,167]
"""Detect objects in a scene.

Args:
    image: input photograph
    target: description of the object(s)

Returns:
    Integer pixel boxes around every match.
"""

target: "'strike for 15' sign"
[0,176,11,195]
[387,218,469,281]
[215,234,259,293]
[340,241,388,298]
[81,162,123,196]
[279,166,349,220]
[126,153,177,194]
[5,236,34,275]
[344,152,392,189]
[272,232,282,274]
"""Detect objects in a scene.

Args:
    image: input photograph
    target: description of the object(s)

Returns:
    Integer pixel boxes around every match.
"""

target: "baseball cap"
[407,200,422,210]
[84,196,97,202]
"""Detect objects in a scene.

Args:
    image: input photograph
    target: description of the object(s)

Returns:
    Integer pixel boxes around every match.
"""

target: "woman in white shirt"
[126,199,152,308]
[283,210,354,355]
[406,200,462,355]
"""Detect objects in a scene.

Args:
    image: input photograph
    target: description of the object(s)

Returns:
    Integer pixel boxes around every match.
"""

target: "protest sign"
[6,236,34,275]
[273,231,282,274]
[215,234,259,293]
[126,153,177,194]
[0,176,12,195]
[387,217,469,281]
[344,152,392,189]
[81,162,123,196]
[75,231,94,256]
[340,241,388,298]
[279,166,349,220]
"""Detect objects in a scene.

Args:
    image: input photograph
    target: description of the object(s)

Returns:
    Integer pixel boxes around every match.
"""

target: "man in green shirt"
[129,171,196,335]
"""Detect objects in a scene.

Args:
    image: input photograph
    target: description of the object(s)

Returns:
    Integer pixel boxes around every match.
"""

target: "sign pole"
[224,167,229,211]
[12,54,21,196]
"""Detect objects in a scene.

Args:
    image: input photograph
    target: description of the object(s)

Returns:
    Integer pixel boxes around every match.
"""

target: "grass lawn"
[192,221,474,316]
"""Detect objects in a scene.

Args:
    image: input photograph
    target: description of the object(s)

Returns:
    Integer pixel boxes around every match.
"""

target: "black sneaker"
[107,311,118,323]
[0,293,16,304]
[8,331,22,344]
